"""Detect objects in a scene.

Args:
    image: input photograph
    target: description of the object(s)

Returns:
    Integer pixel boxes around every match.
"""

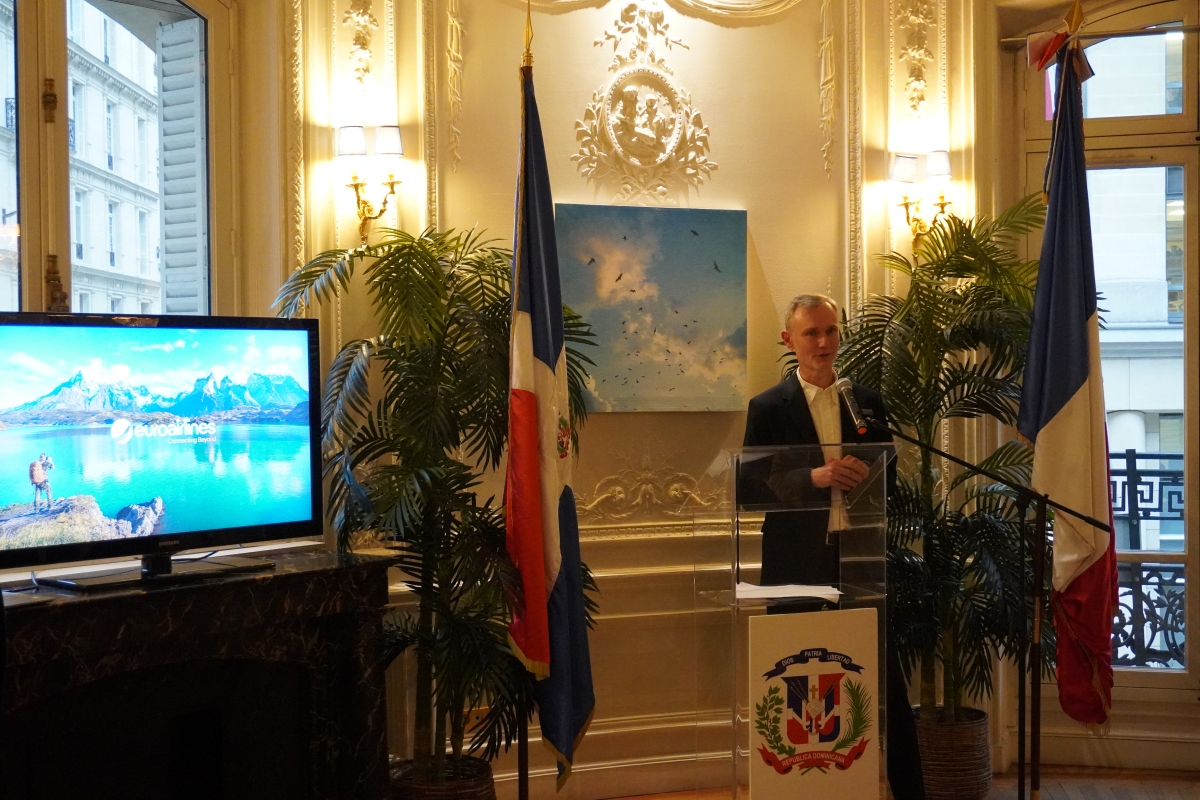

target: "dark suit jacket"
[741,375,892,585]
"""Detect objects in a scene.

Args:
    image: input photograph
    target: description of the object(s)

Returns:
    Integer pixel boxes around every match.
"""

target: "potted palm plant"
[832,196,1052,800]
[274,227,596,798]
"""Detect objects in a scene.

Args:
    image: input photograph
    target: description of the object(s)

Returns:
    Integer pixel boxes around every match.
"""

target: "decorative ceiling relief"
[447,0,465,170]
[896,0,934,115]
[573,0,717,203]
[343,0,378,83]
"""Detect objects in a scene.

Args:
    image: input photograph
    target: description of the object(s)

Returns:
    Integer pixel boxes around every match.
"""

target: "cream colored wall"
[437,0,850,401]
[247,0,1200,791]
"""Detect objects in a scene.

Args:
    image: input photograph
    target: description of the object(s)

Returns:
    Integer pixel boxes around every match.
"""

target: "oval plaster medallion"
[602,67,684,168]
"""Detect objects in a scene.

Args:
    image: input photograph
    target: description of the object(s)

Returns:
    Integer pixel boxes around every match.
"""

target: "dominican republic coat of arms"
[748,609,880,798]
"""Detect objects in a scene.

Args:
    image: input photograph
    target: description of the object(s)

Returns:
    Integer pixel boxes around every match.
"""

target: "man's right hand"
[811,456,869,491]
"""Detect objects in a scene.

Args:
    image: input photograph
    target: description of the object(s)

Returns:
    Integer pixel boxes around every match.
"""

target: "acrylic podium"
[696,444,892,800]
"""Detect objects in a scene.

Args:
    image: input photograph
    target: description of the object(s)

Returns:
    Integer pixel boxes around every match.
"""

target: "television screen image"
[0,321,316,556]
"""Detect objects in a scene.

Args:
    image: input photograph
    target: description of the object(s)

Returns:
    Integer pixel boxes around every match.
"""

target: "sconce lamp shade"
[375,126,403,157]
[925,150,952,179]
[337,126,367,157]
[890,153,919,183]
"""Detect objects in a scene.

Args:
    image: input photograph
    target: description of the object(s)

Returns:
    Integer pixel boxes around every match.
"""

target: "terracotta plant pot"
[390,756,497,800]
[914,707,991,800]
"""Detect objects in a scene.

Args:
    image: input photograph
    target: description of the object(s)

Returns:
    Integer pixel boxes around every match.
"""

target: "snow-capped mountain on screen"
[0,371,308,424]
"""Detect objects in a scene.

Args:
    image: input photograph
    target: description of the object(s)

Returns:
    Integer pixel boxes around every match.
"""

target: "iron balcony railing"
[1109,450,1186,669]
[69,118,76,152]
[4,98,14,132]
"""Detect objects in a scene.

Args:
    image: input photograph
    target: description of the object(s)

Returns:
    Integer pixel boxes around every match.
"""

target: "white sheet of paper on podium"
[735,582,841,604]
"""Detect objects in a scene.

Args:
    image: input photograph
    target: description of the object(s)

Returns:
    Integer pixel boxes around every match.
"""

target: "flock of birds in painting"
[593,226,726,394]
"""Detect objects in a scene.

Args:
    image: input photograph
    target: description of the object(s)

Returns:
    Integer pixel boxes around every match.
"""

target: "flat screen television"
[0,313,321,588]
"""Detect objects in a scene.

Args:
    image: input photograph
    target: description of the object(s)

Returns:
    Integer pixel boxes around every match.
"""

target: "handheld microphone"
[835,378,869,435]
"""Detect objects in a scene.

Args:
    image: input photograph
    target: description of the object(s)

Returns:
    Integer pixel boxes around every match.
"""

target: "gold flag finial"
[523,0,534,66]
[1064,0,1085,34]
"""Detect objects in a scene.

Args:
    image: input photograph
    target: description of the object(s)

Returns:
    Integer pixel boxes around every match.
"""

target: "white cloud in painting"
[580,237,659,305]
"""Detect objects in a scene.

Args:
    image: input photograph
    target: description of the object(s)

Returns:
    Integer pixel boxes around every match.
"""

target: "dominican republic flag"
[505,64,595,787]
[1017,41,1116,728]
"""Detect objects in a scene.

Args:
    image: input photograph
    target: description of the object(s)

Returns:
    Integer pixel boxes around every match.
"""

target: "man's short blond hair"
[784,294,838,330]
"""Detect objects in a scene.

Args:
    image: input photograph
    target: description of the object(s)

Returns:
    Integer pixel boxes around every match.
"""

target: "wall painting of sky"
[556,204,747,412]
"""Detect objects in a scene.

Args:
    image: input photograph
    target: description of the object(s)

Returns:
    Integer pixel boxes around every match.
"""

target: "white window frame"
[135,115,145,183]
[104,100,114,171]
[1020,2,1200,699]
[106,199,115,267]
[1025,0,1200,141]
[137,207,146,274]
[71,188,84,259]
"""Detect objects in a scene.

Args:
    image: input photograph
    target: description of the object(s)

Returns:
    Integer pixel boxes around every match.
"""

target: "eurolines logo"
[110,418,217,445]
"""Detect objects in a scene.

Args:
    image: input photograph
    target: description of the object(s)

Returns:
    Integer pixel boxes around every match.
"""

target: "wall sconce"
[890,151,952,246]
[338,125,403,245]
[924,149,953,219]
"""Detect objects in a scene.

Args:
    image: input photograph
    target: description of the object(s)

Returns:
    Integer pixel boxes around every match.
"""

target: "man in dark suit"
[742,293,925,800]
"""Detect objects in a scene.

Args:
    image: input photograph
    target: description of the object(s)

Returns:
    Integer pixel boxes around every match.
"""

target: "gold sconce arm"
[898,195,929,244]
[348,174,400,245]
[898,192,953,247]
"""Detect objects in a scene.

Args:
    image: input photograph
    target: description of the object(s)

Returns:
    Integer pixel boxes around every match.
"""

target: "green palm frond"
[831,680,872,752]
[272,246,362,318]
[277,225,601,770]
[840,195,1047,720]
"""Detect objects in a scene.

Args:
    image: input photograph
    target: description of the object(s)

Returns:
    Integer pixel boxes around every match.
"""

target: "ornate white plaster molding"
[896,0,934,115]
[447,0,465,171]
[422,0,439,227]
[846,0,863,312]
[286,0,306,282]
[529,0,803,17]
[575,460,726,526]
[573,0,717,203]
[819,0,835,176]
[342,0,378,83]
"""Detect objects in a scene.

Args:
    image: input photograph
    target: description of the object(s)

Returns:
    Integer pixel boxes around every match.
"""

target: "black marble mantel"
[1,550,391,799]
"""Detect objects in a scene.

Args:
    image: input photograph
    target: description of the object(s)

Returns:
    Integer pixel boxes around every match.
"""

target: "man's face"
[782,303,840,383]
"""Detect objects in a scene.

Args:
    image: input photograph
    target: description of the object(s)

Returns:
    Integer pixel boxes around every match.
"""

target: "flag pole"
[1030,494,1049,800]
[1017,497,1029,800]
[517,4,533,799]
[523,0,534,68]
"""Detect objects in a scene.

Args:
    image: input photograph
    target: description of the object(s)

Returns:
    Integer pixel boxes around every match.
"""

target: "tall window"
[0,0,18,311]
[69,82,83,154]
[1023,0,1198,692]
[137,209,147,274]
[78,292,90,312]
[136,116,145,183]
[72,190,85,261]
[104,101,114,170]
[106,200,116,268]
[67,0,210,315]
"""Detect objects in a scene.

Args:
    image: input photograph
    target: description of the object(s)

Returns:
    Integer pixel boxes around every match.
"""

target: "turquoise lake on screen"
[0,424,312,535]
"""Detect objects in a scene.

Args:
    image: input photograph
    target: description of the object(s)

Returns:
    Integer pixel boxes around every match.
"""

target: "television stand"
[38,553,274,593]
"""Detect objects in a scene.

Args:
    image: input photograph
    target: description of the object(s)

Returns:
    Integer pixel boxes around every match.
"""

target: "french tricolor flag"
[506,64,595,786]
[1018,42,1116,728]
